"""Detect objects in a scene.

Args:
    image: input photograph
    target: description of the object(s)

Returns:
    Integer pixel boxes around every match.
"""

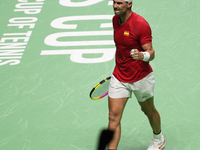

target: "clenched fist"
[130,49,144,60]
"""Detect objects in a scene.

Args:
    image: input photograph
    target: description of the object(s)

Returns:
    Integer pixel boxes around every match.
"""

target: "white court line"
[108,1,113,5]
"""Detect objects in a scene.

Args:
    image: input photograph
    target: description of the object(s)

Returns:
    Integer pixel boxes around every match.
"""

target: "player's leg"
[132,73,160,133]
[132,73,165,149]
[138,97,165,150]
[107,74,131,149]
[107,96,129,149]
[138,97,161,134]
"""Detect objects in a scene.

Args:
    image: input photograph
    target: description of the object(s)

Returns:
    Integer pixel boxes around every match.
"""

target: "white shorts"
[108,72,155,102]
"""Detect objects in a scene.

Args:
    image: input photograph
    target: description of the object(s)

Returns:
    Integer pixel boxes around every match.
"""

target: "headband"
[123,0,132,2]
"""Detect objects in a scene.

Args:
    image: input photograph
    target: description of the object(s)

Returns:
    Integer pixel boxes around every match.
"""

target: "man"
[107,0,166,150]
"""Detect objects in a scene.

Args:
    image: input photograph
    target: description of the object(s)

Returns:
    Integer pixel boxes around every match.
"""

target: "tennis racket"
[89,76,111,100]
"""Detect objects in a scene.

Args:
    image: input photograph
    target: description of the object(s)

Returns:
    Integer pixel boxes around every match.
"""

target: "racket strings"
[91,80,110,98]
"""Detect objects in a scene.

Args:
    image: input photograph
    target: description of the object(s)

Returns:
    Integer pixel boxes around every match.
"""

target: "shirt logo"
[124,31,129,36]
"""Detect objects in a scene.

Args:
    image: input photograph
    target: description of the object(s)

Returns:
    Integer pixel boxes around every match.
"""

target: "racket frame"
[90,76,111,100]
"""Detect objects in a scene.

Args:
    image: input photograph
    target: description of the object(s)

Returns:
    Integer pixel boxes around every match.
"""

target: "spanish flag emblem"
[124,31,129,36]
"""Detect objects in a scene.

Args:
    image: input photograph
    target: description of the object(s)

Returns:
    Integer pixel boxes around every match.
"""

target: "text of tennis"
[0,0,45,66]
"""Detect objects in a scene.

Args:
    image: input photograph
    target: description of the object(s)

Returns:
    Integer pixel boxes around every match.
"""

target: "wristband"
[142,52,150,62]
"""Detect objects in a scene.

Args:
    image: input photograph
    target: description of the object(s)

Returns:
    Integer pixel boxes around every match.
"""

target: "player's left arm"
[141,42,155,61]
[131,42,155,62]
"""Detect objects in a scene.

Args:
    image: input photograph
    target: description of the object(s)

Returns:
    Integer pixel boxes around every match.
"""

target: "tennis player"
[107,0,165,150]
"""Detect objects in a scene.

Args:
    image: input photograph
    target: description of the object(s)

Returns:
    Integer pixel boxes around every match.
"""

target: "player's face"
[113,0,129,16]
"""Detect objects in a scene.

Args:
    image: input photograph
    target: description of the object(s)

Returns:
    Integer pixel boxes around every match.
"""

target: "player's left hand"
[130,49,144,60]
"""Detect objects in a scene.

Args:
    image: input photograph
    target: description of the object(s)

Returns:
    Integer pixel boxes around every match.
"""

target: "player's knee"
[108,111,120,123]
[108,111,116,122]
[141,107,154,117]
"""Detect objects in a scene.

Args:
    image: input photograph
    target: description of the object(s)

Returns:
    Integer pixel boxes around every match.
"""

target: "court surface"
[0,0,200,150]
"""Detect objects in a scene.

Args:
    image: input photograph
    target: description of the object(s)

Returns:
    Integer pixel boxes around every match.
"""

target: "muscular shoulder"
[129,13,151,38]
[130,12,150,28]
